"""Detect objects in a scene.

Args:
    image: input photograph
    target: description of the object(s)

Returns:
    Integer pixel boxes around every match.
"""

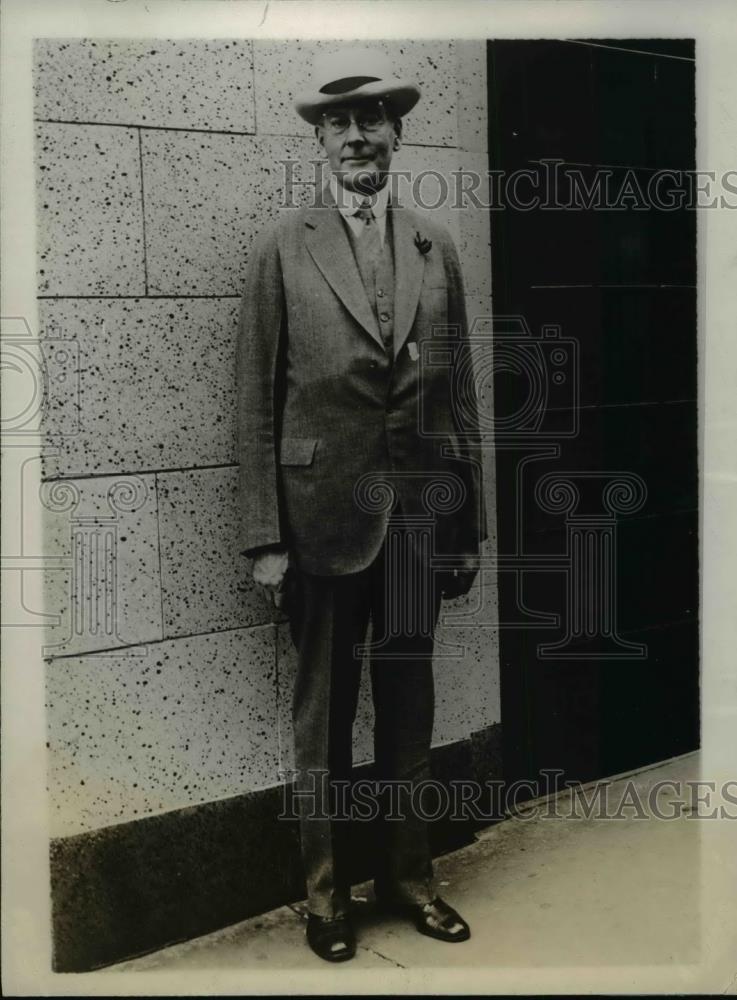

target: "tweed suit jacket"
[236,183,487,576]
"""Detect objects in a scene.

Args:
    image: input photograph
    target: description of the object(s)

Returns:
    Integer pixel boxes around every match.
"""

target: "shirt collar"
[329,172,390,221]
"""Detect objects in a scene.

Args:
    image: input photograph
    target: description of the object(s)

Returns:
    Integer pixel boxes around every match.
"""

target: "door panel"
[488,39,699,793]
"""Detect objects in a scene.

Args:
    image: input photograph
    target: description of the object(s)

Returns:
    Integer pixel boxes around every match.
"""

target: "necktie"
[353,202,381,262]
[349,201,392,353]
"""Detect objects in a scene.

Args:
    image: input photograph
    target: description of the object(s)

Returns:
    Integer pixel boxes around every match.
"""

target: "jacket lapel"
[304,188,384,349]
[391,202,426,356]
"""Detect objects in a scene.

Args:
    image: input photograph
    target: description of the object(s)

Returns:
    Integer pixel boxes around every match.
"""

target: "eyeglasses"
[321,108,389,135]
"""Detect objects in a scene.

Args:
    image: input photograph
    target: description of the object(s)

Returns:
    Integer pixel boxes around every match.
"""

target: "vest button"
[377,288,385,297]
[380,312,390,322]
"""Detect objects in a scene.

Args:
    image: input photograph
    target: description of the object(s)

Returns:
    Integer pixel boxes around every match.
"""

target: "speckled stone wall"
[35,38,498,840]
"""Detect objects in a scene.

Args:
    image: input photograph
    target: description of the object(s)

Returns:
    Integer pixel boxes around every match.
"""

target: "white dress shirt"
[329,172,390,247]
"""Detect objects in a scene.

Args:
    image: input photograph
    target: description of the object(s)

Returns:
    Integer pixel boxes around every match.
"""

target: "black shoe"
[377,894,471,943]
[305,912,356,962]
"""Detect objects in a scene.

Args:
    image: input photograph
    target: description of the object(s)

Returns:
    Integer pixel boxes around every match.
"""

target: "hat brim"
[295,79,421,126]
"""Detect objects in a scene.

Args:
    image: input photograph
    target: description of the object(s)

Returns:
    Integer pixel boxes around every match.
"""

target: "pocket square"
[407,342,420,361]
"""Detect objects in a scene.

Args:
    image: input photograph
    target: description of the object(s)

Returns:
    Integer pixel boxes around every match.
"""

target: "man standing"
[236,47,486,962]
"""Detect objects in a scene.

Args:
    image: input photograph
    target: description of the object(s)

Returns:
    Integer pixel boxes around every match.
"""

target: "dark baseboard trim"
[50,722,502,972]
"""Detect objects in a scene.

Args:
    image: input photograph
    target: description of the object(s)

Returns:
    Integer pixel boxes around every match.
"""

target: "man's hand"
[252,547,290,606]
[438,559,480,600]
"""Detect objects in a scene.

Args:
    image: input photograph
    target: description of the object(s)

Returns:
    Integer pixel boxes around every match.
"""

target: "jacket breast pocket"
[279,437,319,466]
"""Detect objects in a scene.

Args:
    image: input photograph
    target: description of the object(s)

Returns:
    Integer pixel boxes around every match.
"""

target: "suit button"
[379,311,390,322]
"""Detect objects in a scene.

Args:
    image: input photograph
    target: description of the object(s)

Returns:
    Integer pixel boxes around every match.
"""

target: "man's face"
[316,99,399,193]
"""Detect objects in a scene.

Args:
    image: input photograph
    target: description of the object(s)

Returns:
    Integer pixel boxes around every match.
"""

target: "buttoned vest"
[344,210,396,356]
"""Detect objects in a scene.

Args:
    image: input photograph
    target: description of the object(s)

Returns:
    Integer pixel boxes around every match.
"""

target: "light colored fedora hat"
[295,46,421,126]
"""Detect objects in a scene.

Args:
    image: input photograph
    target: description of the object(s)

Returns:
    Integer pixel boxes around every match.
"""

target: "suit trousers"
[286,523,441,918]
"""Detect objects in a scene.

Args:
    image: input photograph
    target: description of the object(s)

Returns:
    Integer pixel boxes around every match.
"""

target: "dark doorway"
[487,39,699,794]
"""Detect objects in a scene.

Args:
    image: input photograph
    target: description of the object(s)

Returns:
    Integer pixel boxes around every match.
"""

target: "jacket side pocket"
[279,437,319,466]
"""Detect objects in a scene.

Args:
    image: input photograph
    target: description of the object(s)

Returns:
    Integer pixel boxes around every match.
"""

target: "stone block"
[457,151,493,298]
[157,466,277,638]
[433,615,501,742]
[455,40,489,153]
[141,130,320,295]
[34,39,256,133]
[35,122,145,295]
[45,624,279,836]
[38,297,240,478]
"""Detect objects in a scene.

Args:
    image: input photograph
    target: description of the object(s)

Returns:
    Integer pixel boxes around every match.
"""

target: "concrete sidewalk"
[102,752,737,995]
